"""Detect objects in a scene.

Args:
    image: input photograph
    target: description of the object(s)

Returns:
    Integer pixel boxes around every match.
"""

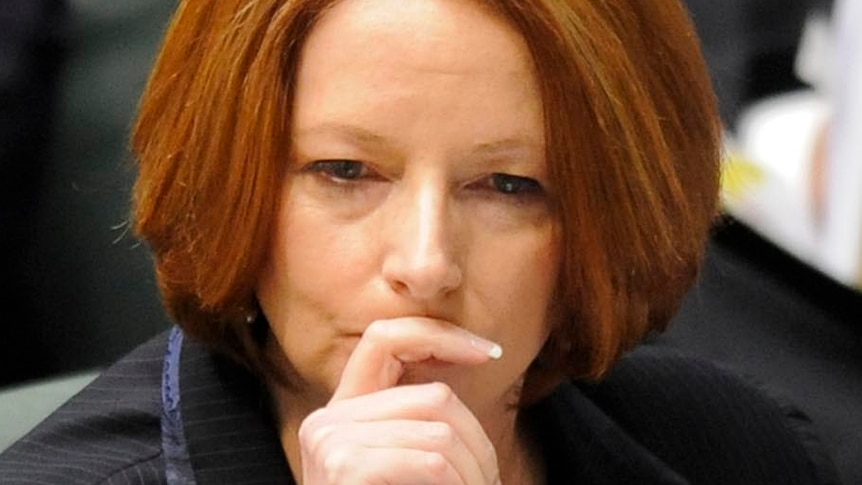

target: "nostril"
[382,253,462,300]
[388,278,409,294]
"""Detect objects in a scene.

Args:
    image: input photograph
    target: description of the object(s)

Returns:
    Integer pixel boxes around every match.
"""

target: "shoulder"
[579,344,841,485]
[0,330,170,484]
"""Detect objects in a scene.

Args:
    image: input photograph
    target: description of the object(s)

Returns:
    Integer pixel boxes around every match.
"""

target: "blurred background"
[0,0,860,482]
[1,0,175,387]
[1,0,175,451]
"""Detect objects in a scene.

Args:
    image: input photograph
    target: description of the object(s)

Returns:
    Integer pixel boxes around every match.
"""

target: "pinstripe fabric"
[174,333,293,483]
[0,329,295,485]
[584,348,834,484]
[554,346,842,485]
[0,329,840,484]
[0,332,167,484]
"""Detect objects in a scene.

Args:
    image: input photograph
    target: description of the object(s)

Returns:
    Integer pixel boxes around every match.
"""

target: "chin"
[398,361,506,409]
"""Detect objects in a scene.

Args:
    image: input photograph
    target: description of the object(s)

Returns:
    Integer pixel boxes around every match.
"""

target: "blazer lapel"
[175,329,295,484]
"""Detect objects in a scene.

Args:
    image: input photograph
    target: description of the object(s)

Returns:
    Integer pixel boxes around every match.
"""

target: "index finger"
[330,317,502,402]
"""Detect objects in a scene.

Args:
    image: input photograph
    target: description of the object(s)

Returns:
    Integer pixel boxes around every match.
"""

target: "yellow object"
[721,149,766,204]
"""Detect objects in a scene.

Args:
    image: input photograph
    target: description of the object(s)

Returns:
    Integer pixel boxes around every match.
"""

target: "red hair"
[132,0,721,401]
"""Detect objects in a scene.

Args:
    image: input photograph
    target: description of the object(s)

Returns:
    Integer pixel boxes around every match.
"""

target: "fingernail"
[470,335,503,360]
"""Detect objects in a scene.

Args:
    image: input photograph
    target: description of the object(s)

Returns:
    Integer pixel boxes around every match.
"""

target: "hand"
[298,317,504,484]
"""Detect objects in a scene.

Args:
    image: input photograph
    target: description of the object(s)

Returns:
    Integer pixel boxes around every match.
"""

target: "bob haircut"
[132,0,721,402]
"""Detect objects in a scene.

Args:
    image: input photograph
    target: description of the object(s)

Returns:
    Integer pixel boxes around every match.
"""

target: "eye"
[307,160,370,181]
[489,173,543,196]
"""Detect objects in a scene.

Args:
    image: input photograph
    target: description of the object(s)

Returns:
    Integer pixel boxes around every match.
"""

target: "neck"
[266,379,318,481]
[494,411,545,485]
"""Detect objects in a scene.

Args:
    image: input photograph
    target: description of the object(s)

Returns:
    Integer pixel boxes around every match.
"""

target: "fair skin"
[255,0,560,483]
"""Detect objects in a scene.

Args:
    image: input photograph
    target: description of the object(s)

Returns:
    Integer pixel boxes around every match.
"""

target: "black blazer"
[0,328,841,484]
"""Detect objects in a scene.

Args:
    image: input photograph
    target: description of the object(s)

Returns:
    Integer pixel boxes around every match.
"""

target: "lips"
[346,312,461,335]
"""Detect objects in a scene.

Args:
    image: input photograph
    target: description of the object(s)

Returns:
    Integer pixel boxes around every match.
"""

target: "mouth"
[345,312,460,333]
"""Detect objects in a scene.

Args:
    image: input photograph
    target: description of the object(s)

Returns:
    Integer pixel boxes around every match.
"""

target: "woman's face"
[257,0,560,417]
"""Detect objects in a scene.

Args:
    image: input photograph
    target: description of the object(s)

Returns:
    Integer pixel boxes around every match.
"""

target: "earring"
[245,311,258,324]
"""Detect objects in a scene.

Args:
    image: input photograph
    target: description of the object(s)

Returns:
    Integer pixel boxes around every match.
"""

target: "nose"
[381,179,462,300]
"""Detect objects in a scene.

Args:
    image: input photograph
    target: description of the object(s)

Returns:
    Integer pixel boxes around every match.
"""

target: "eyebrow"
[470,138,543,157]
[294,123,387,146]
[294,122,542,156]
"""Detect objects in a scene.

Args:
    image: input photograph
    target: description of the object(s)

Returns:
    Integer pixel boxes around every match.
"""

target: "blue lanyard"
[161,326,196,484]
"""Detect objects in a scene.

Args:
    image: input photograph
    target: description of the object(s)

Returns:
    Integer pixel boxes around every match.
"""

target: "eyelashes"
[306,160,376,182]
[483,173,544,196]
[305,159,545,198]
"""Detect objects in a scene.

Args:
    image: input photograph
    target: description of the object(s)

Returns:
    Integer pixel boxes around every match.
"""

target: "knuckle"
[298,410,335,451]
[297,409,322,438]
[321,445,354,482]
[313,425,338,451]
[425,381,456,408]
[425,421,456,448]
[423,451,450,477]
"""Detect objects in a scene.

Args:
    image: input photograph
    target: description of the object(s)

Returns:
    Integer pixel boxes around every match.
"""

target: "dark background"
[1,0,176,385]
[684,0,835,128]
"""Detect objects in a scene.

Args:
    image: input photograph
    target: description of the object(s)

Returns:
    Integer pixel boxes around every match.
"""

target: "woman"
[0,0,838,484]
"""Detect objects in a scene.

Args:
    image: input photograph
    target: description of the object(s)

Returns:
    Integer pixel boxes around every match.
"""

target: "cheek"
[264,196,373,298]
[255,207,361,392]
[256,196,375,349]
[492,228,559,302]
[472,227,560,343]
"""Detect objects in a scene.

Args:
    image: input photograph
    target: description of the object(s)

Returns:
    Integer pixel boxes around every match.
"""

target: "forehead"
[305,0,531,73]
[293,0,544,147]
